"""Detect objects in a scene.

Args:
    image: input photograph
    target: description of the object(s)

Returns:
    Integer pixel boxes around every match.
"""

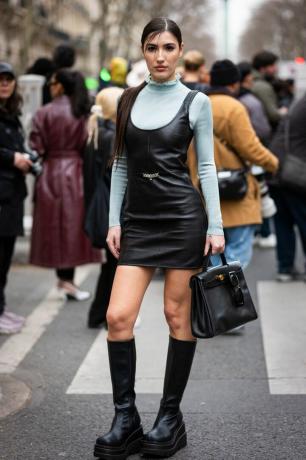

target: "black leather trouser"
[88,247,117,326]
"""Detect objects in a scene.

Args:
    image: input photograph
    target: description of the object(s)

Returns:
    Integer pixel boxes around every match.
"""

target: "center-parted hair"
[112,18,182,162]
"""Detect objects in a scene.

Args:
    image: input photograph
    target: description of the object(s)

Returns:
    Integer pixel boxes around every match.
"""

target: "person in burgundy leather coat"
[29,69,100,300]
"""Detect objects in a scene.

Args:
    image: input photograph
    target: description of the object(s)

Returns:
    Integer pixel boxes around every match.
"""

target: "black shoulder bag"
[190,251,257,338]
[214,133,249,200]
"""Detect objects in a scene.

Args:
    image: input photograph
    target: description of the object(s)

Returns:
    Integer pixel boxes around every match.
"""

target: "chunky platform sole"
[94,426,143,460]
[141,423,187,458]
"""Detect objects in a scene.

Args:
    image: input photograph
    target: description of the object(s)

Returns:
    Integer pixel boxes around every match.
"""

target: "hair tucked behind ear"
[112,81,147,162]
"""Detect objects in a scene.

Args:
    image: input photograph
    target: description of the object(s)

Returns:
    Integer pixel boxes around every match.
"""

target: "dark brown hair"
[0,78,23,116]
[53,69,91,118]
[112,17,182,162]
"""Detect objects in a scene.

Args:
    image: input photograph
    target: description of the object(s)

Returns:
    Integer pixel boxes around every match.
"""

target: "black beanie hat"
[210,59,240,86]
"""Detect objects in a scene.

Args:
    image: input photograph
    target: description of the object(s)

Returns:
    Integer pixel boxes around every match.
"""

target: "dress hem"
[118,262,202,269]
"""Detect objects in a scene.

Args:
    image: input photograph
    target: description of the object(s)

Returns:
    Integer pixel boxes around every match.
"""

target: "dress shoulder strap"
[182,90,199,113]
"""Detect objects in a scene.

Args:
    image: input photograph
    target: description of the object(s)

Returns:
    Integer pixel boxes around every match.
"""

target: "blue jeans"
[211,225,256,269]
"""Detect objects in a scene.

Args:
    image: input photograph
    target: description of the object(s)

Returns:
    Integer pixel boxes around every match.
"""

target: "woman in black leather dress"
[94,18,225,460]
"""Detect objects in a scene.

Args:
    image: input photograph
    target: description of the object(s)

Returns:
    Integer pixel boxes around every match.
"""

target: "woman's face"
[0,73,16,101]
[142,31,183,83]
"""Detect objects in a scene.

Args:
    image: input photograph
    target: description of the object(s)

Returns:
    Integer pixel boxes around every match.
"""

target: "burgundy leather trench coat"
[29,95,100,268]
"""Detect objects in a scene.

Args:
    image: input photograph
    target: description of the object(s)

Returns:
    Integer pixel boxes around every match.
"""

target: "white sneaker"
[2,311,25,325]
[0,315,23,334]
[257,234,277,249]
[276,273,293,282]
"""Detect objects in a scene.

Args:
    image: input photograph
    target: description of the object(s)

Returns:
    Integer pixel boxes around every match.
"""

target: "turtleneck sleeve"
[109,79,223,235]
[109,152,128,227]
[189,93,224,235]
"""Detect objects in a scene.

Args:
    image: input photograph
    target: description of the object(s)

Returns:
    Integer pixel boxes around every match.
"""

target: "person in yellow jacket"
[206,60,279,268]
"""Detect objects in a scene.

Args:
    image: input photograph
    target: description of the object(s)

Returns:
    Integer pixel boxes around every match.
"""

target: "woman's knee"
[164,301,187,331]
[106,307,132,334]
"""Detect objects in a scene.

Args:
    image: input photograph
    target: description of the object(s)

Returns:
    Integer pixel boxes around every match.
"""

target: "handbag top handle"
[203,249,228,271]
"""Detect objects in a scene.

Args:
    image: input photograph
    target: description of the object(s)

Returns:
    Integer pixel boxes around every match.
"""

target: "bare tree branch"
[239,0,306,60]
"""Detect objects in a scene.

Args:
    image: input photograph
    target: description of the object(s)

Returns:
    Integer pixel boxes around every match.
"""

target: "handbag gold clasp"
[215,274,225,281]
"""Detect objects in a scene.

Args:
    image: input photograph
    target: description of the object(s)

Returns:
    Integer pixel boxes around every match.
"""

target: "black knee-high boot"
[142,336,196,458]
[94,338,143,459]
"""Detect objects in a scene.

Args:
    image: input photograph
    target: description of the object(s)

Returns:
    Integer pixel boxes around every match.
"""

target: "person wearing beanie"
[252,50,286,128]
[182,50,208,92]
[210,59,240,87]
[207,59,279,277]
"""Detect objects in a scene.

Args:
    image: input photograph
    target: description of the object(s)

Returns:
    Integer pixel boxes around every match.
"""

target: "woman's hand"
[106,225,121,259]
[204,234,225,255]
[14,152,32,173]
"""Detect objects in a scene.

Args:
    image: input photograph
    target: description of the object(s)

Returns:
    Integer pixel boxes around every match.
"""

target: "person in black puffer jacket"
[83,87,123,328]
[0,62,32,334]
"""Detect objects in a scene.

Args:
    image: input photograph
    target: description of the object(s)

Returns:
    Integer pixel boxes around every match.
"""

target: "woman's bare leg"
[142,268,199,457]
[163,268,200,340]
[106,265,155,341]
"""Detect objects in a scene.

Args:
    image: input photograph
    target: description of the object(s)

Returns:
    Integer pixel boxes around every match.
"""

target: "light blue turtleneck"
[109,76,224,235]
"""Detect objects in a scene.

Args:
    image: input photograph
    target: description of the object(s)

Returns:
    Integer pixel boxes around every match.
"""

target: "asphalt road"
[0,239,306,460]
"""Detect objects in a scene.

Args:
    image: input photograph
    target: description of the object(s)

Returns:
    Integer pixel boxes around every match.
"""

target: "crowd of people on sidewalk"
[0,42,305,336]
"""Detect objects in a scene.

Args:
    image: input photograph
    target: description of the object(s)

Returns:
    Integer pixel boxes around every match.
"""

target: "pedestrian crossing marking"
[258,281,306,394]
[0,266,93,374]
[67,279,169,394]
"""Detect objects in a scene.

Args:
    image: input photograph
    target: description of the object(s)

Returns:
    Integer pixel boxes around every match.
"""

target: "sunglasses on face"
[0,74,15,83]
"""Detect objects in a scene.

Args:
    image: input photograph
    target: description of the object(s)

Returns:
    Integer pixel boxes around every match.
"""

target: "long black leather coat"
[0,111,27,236]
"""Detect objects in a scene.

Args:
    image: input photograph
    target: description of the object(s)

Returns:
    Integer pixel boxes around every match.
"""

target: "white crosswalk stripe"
[0,266,93,374]
[258,281,306,394]
[2,271,306,396]
[66,278,169,394]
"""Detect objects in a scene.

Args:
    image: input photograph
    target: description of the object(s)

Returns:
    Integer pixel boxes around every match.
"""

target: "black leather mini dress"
[119,91,208,269]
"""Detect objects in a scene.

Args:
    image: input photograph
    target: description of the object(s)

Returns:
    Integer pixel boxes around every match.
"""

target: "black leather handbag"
[217,168,248,200]
[190,252,257,338]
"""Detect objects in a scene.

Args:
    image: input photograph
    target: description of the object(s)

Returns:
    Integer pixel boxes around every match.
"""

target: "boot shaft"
[161,336,196,409]
[107,338,136,409]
